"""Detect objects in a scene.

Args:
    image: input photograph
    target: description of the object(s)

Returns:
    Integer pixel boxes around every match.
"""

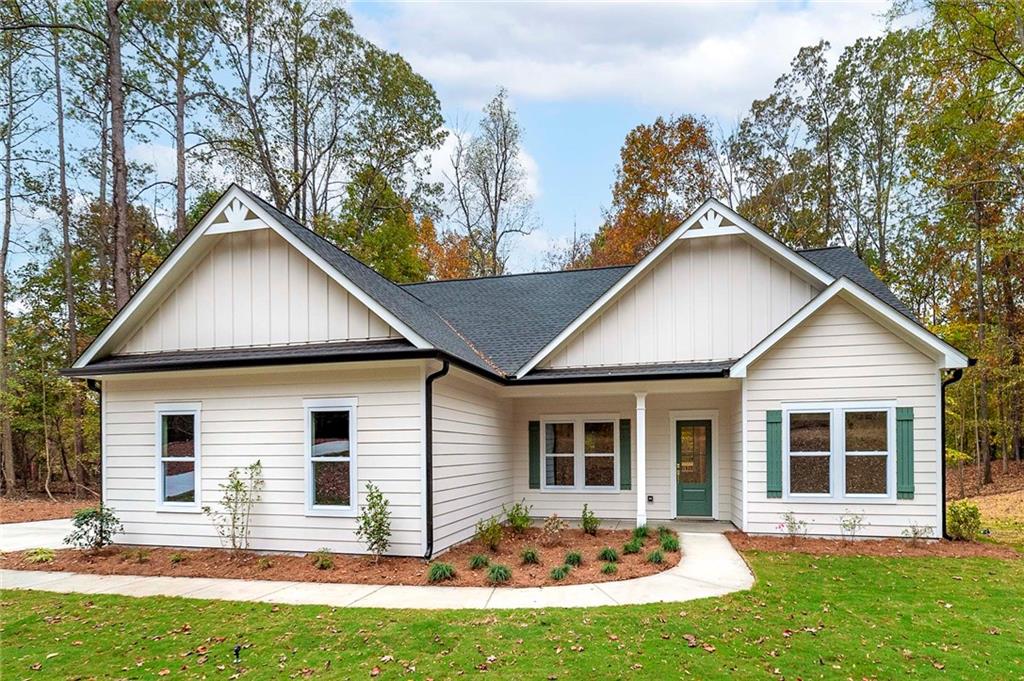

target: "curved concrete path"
[0,532,753,609]
[0,518,74,552]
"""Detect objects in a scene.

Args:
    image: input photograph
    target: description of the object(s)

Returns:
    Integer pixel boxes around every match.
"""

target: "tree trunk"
[174,15,187,240]
[1,33,17,494]
[107,0,130,308]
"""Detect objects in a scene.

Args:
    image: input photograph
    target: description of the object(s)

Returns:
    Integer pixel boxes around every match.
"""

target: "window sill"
[538,487,623,494]
[305,507,358,518]
[155,504,202,514]
[780,495,897,504]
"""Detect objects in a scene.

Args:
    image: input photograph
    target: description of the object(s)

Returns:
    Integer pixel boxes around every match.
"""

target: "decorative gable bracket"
[204,198,267,235]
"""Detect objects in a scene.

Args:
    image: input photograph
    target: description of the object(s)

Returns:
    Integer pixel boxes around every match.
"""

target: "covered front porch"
[505,377,744,528]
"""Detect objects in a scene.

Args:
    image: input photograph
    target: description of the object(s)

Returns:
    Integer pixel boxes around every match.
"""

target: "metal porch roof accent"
[513,360,734,384]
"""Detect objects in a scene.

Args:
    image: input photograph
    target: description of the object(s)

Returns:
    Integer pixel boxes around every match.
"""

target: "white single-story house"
[66,185,970,557]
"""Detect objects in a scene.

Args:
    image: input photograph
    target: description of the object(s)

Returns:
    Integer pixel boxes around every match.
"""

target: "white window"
[784,403,895,501]
[542,415,618,491]
[304,398,358,515]
[155,403,201,510]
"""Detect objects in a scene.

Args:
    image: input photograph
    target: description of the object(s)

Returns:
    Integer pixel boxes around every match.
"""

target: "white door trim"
[668,409,719,520]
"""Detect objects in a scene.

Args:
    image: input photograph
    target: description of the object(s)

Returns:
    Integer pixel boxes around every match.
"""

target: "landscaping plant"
[487,564,512,584]
[64,504,123,551]
[647,549,664,564]
[428,562,456,583]
[632,524,650,541]
[840,511,867,539]
[169,553,186,565]
[474,514,503,552]
[539,513,569,547]
[600,562,618,575]
[356,481,392,562]
[310,548,334,570]
[901,523,934,544]
[503,499,532,534]
[469,554,490,570]
[598,546,619,562]
[660,535,680,552]
[123,548,150,564]
[256,557,273,570]
[947,500,982,541]
[202,460,264,551]
[623,538,642,555]
[580,503,600,535]
[549,565,570,581]
[23,548,55,564]
[520,547,540,565]
[778,511,808,539]
[564,550,583,567]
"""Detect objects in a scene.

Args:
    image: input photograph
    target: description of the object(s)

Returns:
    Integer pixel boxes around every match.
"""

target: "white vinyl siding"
[431,371,514,554]
[543,234,822,368]
[118,229,399,354]
[102,362,424,555]
[744,298,942,538]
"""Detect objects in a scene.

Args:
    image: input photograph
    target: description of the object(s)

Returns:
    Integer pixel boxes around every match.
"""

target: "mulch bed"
[727,531,1019,559]
[1,527,680,588]
[0,496,94,524]
[946,459,1024,500]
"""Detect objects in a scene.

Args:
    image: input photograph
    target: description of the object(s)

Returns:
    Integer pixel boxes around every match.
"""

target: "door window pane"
[313,460,350,506]
[584,422,614,453]
[163,460,195,502]
[846,455,887,494]
[312,411,351,457]
[790,455,830,494]
[678,425,707,483]
[789,412,830,452]
[545,456,575,486]
[845,411,887,451]
[162,414,195,458]
[584,456,614,486]
[545,423,574,454]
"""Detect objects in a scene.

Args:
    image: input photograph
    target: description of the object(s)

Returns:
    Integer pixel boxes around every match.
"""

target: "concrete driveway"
[0,519,74,552]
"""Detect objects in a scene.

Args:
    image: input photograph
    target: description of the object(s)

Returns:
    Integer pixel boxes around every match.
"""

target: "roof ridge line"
[401,264,634,287]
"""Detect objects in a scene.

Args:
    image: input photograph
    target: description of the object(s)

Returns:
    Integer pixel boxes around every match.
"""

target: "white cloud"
[425,126,541,199]
[353,1,889,116]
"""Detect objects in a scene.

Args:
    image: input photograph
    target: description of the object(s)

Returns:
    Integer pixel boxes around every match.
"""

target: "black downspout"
[423,360,449,560]
[941,366,967,539]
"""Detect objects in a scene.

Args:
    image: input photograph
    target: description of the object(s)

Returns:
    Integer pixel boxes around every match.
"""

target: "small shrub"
[503,499,533,535]
[597,546,618,562]
[632,524,650,541]
[520,547,540,565]
[539,513,569,547]
[428,562,456,583]
[600,562,618,575]
[202,460,264,551]
[487,564,512,584]
[657,525,673,540]
[660,535,680,552]
[778,511,808,538]
[901,523,934,544]
[839,511,867,539]
[169,552,186,565]
[647,549,664,564]
[469,553,490,570]
[356,482,392,562]
[549,565,570,581]
[122,548,150,564]
[623,538,642,555]
[310,548,334,570]
[564,551,583,567]
[580,504,600,536]
[64,505,123,551]
[947,500,982,541]
[474,515,503,552]
[256,557,273,570]
[23,548,55,564]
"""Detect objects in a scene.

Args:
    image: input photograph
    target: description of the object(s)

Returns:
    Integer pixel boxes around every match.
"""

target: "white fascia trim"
[513,198,835,378]
[74,185,432,368]
[730,277,970,378]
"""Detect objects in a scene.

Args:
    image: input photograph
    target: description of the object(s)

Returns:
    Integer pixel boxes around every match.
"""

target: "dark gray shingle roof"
[403,267,631,375]
[798,247,918,322]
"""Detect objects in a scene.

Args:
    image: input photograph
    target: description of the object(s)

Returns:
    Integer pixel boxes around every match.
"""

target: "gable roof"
[798,247,917,322]
[403,266,631,375]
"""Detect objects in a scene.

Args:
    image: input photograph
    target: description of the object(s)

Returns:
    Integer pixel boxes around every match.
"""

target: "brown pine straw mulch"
[726,531,1019,559]
[1,527,680,588]
[0,495,94,524]
[946,459,1024,500]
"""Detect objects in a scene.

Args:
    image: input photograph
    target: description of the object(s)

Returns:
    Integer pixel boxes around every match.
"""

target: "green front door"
[676,420,712,517]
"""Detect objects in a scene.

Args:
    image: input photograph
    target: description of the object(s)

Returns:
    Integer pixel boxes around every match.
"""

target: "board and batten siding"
[102,362,425,555]
[744,298,942,537]
[543,234,822,368]
[431,371,515,554]
[510,389,739,524]
[118,229,398,354]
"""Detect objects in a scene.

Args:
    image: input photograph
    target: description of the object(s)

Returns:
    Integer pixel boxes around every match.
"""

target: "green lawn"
[2,552,1021,679]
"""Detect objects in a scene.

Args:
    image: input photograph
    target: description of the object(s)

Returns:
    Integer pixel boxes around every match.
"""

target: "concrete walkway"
[0,518,74,552]
[0,532,753,610]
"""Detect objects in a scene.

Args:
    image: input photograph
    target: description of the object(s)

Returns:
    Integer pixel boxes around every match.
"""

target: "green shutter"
[619,418,631,490]
[528,420,541,490]
[766,410,782,498]
[896,407,914,499]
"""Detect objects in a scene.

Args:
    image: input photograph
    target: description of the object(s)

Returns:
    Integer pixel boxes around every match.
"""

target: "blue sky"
[350,0,891,271]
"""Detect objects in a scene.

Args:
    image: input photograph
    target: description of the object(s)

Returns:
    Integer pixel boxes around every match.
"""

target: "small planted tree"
[203,460,264,551]
[356,482,392,562]
[64,504,123,551]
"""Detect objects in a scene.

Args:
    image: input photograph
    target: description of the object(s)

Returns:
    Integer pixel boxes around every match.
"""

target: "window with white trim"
[542,416,618,491]
[305,398,357,514]
[155,403,200,509]
[785,403,894,499]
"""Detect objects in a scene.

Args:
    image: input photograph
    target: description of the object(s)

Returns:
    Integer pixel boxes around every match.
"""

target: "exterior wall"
[544,234,822,368]
[119,229,397,354]
[744,298,941,537]
[102,361,425,555]
[432,370,515,554]
[510,387,740,524]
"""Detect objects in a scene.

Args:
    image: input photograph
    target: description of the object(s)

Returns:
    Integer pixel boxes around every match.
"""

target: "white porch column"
[635,392,647,527]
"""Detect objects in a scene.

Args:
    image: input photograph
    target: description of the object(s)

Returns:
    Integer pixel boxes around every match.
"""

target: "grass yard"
[2,552,1021,679]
